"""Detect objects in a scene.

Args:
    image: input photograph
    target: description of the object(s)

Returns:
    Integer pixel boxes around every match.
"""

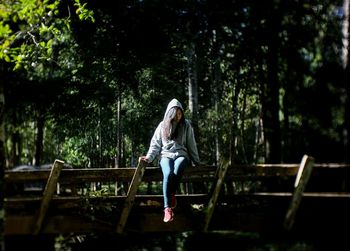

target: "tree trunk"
[262,3,282,163]
[115,91,122,168]
[342,0,350,162]
[9,113,21,167]
[0,65,6,251]
[230,83,241,166]
[187,42,199,132]
[211,31,223,166]
[186,41,203,193]
[33,114,45,166]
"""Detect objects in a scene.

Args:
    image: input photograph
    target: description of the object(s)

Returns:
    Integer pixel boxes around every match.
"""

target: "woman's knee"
[174,157,189,172]
[161,164,173,181]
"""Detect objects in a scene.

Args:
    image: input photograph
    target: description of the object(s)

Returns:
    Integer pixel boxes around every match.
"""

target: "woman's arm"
[186,121,200,165]
[144,122,163,163]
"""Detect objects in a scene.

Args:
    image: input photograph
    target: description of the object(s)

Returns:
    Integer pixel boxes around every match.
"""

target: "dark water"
[5,231,346,251]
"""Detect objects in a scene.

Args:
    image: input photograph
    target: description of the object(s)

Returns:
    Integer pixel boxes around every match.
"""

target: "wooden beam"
[7,163,350,184]
[116,161,146,234]
[284,155,315,231]
[32,159,64,235]
[203,160,229,232]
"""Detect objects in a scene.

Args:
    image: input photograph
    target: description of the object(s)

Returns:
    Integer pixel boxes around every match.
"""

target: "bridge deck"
[4,155,350,237]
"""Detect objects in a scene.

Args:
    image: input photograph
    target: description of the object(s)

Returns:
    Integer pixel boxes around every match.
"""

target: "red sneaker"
[171,193,177,209]
[163,207,174,222]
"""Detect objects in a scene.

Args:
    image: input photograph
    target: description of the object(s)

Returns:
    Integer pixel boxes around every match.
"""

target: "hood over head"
[164,98,183,119]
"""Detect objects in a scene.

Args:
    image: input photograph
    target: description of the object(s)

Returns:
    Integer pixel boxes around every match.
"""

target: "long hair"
[162,107,185,141]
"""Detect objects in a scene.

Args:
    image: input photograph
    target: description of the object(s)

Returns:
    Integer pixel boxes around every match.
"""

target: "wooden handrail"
[5,157,350,236]
[6,163,350,185]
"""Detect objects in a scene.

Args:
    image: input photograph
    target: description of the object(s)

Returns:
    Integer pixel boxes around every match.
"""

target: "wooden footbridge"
[4,155,350,239]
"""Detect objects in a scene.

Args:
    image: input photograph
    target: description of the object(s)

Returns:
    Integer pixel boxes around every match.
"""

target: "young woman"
[139,98,200,222]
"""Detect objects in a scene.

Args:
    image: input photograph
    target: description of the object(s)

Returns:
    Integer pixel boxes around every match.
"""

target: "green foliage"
[0,0,94,72]
[74,0,95,23]
[1,0,348,169]
[60,136,90,167]
[5,120,36,165]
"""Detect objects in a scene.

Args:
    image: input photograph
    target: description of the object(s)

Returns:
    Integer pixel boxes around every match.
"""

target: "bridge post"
[203,160,230,232]
[116,161,146,234]
[32,159,64,235]
[284,154,315,231]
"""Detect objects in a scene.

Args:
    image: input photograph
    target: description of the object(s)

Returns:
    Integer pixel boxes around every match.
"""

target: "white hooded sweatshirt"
[145,98,200,165]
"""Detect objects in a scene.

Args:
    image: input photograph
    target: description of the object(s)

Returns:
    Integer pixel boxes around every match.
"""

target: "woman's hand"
[139,156,149,163]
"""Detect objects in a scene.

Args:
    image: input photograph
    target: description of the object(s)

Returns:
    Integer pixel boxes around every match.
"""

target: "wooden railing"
[4,155,350,237]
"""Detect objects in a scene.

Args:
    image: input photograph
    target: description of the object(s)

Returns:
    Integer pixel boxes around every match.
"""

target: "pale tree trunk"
[98,106,102,168]
[33,114,45,166]
[186,41,201,194]
[9,113,20,167]
[114,90,127,195]
[342,0,349,69]
[187,42,199,132]
[10,130,20,167]
[0,71,5,251]
[115,91,122,168]
[342,0,350,162]
[230,82,241,166]
[211,30,223,166]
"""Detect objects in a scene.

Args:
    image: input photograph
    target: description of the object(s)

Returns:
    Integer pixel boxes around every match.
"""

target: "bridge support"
[116,161,146,234]
[203,159,230,232]
[284,154,315,231]
[33,159,64,235]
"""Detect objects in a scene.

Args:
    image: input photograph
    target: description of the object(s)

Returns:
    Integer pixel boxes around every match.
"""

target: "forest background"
[2,0,350,171]
[1,0,350,170]
[0,0,350,249]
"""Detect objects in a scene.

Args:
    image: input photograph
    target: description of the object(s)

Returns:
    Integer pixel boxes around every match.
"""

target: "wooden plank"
[116,161,146,234]
[247,192,350,198]
[4,168,136,183]
[7,199,350,236]
[283,155,315,231]
[32,159,64,235]
[4,166,217,183]
[203,160,230,232]
[8,191,350,212]
[6,163,350,184]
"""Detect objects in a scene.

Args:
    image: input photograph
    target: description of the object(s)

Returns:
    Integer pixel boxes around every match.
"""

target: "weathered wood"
[4,168,136,183]
[284,155,315,231]
[8,191,350,211]
[32,159,64,235]
[5,194,209,211]
[203,160,230,232]
[6,158,350,236]
[1,208,234,235]
[4,166,216,184]
[6,196,350,236]
[6,163,350,184]
[116,161,146,234]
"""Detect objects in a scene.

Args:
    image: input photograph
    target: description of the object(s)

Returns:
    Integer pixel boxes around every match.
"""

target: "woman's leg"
[173,156,189,192]
[160,157,174,208]
[160,156,189,207]
[160,157,189,222]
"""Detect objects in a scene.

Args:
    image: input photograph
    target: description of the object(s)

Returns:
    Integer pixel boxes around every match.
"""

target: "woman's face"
[174,108,182,122]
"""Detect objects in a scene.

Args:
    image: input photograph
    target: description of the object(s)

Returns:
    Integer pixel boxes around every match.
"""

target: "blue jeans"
[160,156,189,208]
